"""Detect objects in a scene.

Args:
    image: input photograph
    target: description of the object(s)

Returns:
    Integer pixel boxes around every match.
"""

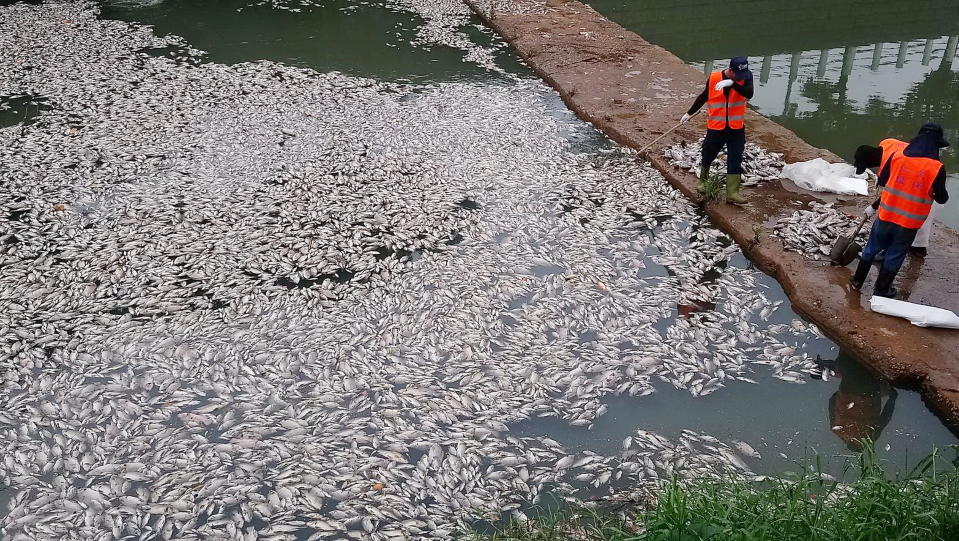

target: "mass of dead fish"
[1,1,829,539]
[470,0,552,16]
[772,202,868,260]
[664,139,786,186]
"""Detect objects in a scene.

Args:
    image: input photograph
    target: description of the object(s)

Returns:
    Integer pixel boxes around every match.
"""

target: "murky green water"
[82,0,959,475]
[588,0,959,230]
[97,0,527,82]
[0,94,50,128]
[512,253,958,478]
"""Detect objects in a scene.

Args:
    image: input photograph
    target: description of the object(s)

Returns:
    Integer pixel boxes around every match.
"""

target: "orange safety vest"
[878,138,907,170]
[706,71,748,130]
[877,152,941,229]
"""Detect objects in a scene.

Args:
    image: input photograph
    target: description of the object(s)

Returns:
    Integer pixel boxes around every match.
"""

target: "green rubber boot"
[725,174,748,205]
[696,166,709,194]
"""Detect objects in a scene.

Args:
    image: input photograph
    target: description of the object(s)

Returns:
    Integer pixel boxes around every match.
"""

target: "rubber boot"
[696,166,709,194]
[873,269,898,298]
[849,259,871,291]
[725,174,748,205]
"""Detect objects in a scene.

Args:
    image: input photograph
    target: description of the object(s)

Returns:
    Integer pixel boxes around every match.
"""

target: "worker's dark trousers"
[860,218,919,275]
[701,127,746,174]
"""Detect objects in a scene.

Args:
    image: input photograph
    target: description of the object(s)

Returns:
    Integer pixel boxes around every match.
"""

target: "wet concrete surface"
[467,0,959,434]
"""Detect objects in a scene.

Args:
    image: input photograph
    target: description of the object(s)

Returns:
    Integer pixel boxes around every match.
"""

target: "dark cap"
[854,145,883,175]
[729,56,752,80]
[917,122,950,148]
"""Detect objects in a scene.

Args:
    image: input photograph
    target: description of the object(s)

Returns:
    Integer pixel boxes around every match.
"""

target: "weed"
[700,171,725,203]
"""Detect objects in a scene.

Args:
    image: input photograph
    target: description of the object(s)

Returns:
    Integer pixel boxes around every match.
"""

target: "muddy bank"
[467,0,959,433]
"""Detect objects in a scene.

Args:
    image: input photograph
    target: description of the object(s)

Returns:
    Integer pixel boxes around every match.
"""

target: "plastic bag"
[781,158,870,195]
[869,296,959,329]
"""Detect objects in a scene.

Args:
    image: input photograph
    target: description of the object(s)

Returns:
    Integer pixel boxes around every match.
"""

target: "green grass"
[472,444,959,541]
[700,172,725,203]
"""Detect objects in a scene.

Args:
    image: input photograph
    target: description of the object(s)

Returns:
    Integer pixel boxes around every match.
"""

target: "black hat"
[729,57,752,80]
[917,122,950,148]
[854,145,883,175]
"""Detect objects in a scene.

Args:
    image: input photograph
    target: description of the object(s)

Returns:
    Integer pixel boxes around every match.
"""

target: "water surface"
[98,0,527,82]
[3,0,949,516]
[0,94,49,128]
[89,0,959,473]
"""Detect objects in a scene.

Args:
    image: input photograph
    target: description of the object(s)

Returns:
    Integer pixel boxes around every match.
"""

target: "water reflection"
[818,352,898,452]
[677,299,715,318]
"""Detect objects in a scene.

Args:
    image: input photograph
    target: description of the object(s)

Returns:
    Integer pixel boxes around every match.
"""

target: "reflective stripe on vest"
[705,71,748,130]
[877,152,941,229]
[882,185,934,205]
[878,201,929,222]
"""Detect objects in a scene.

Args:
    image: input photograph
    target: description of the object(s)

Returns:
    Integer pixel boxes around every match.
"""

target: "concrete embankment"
[467,0,959,433]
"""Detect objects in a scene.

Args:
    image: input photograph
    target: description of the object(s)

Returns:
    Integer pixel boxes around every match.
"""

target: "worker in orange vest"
[855,137,938,259]
[680,57,754,205]
[850,123,950,297]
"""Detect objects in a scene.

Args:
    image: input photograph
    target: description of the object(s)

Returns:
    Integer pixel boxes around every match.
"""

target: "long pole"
[637,110,700,157]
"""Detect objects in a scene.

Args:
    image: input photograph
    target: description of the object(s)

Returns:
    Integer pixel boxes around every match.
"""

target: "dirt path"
[468,0,959,434]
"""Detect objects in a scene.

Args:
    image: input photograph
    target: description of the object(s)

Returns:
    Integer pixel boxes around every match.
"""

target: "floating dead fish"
[0,1,832,539]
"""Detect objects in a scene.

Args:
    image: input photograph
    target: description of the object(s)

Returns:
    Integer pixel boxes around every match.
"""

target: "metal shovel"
[830,212,871,266]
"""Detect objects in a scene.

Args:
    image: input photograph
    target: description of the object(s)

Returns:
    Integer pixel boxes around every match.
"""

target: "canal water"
[1,0,956,538]
[587,0,959,230]
[97,0,527,82]
[0,95,50,129]
[91,0,958,476]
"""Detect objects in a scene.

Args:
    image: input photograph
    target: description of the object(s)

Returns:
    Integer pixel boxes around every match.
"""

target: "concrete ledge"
[468,0,959,434]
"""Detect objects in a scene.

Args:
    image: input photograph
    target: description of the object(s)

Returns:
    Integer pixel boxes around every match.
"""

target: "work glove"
[863,205,877,218]
[680,113,691,124]
[714,79,734,91]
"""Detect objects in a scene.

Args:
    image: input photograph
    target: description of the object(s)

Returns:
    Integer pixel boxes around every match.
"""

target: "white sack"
[781,158,870,195]
[870,296,959,329]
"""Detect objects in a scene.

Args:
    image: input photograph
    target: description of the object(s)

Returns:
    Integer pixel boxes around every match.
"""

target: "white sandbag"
[781,158,870,195]
[869,296,959,329]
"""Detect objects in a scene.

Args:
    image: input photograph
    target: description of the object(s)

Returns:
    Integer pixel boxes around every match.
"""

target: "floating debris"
[772,202,867,260]
[664,138,786,186]
[0,1,828,539]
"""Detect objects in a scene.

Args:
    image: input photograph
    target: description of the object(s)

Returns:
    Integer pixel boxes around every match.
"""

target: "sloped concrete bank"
[467,0,959,433]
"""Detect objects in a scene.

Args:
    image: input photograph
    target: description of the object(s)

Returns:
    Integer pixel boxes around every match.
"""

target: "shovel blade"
[830,237,861,266]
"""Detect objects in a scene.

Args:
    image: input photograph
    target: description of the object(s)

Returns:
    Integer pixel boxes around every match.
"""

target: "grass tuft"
[700,172,725,203]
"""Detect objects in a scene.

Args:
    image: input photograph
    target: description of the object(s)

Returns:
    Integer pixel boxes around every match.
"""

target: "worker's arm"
[730,77,754,100]
[932,166,949,204]
[686,81,709,116]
